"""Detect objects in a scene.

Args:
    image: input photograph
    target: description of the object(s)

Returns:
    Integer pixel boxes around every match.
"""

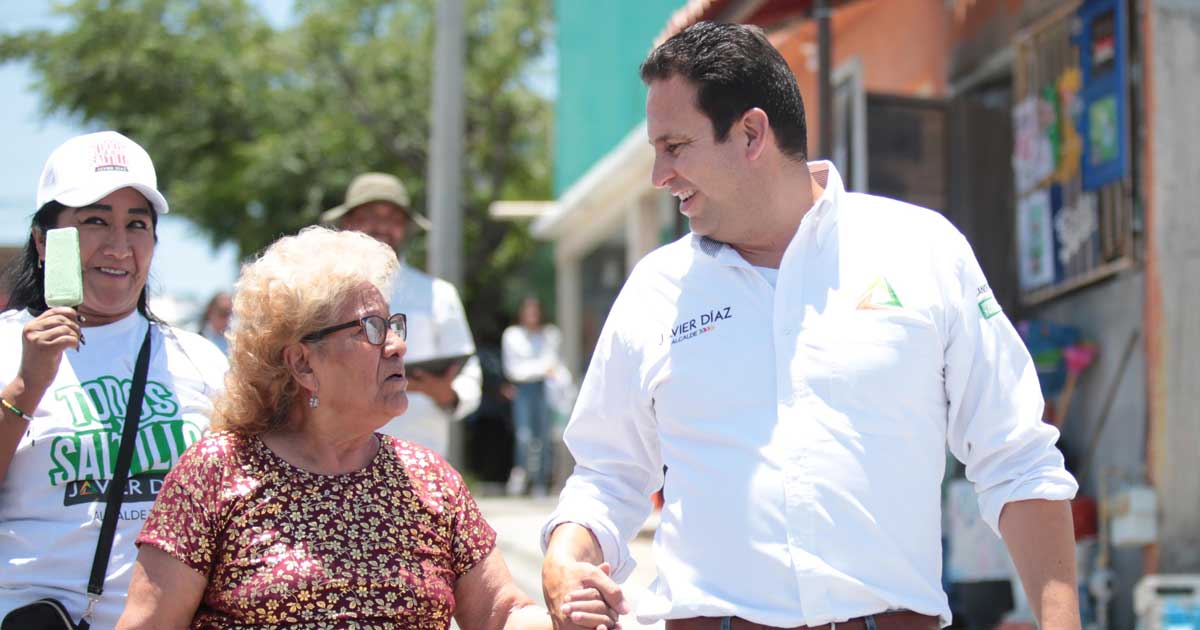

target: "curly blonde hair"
[212,226,399,434]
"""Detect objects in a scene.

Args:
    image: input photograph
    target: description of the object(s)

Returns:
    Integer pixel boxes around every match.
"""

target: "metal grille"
[866,95,948,213]
[1012,1,1136,305]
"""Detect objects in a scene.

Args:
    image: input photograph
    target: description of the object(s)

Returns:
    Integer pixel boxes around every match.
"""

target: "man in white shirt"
[541,22,1081,630]
[321,173,481,456]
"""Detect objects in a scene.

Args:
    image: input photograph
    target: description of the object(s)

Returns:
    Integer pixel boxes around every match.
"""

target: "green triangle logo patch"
[856,276,903,310]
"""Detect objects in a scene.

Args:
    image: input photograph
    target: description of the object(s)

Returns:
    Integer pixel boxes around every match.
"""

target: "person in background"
[197,291,232,354]
[0,131,227,628]
[501,295,563,497]
[320,172,481,458]
[116,227,613,630]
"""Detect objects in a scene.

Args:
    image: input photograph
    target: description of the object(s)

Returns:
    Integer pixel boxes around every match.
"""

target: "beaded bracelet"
[0,398,34,423]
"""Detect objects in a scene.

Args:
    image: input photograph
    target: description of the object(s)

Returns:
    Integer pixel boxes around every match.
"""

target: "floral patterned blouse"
[137,431,497,629]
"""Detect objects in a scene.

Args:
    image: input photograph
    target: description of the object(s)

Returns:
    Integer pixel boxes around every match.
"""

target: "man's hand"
[543,524,630,630]
[407,362,462,409]
[544,560,627,630]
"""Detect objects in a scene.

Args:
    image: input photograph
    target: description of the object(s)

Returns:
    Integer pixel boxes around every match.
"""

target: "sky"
[0,0,296,323]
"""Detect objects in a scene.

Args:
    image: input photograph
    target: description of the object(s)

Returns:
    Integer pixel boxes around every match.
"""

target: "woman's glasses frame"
[301,313,407,345]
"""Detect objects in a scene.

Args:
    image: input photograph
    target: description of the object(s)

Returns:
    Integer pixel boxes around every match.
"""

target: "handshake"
[542,524,631,630]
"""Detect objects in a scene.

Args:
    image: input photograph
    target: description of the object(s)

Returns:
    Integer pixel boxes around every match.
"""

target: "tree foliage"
[2,0,553,341]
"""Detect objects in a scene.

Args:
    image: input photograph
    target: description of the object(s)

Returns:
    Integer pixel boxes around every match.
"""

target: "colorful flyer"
[1017,188,1056,290]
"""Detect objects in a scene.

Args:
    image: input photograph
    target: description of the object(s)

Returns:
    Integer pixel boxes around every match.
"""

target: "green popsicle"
[44,227,84,307]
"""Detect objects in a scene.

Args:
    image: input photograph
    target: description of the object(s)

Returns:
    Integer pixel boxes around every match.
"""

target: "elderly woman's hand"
[558,580,624,630]
[17,307,83,396]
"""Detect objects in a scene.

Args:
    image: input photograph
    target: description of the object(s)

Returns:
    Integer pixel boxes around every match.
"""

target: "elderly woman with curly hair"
[116,227,622,630]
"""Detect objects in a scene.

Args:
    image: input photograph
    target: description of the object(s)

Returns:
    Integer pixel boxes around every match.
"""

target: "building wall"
[769,0,950,159]
[947,2,1158,626]
[1150,0,1200,575]
[553,0,684,195]
[1031,271,1146,630]
[947,0,1067,79]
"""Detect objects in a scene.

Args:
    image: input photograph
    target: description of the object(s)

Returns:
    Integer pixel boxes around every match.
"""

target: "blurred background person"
[117,227,608,630]
[0,131,227,628]
[501,295,562,497]
[197,290,232,354]
[321,172,481,458]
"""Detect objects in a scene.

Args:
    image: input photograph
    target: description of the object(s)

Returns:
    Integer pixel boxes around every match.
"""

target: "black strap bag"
[3,328,152,630]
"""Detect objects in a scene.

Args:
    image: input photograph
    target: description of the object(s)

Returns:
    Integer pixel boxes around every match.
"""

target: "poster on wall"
[1087,95,1120,167]
[1056,191,1099,267]
[1012,95,1056,195]
[1054,67,1084,183]
[1017,188,1056,290]
[1076,0,1129,190]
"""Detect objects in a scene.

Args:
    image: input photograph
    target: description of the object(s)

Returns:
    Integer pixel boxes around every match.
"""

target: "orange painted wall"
[767,0,950,158]
[945,0,1066,78]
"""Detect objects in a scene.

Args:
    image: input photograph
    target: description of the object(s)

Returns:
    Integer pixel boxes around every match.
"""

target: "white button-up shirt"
[380,262,481,456]
[542,162,1077,627]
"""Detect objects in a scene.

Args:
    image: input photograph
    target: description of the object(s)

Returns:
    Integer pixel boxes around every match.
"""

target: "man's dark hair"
[640,21,808,161]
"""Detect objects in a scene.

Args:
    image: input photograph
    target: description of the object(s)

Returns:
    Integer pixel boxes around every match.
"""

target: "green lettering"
[48,437,77,485]
[54,385,101,428]
[98,375,127,425]
[133,428,153,476]
[76,435,102,480]
[81,379,114,428]
[180,422,203,450]
[143,381,179,420]
[144,425,173,473]
[99,430,116,476]
[162,423,183,462]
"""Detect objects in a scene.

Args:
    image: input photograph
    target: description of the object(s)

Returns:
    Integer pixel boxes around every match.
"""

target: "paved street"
[477,496,664,630]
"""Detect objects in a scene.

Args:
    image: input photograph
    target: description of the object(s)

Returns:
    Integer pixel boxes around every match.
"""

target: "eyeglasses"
[301,313,407,345]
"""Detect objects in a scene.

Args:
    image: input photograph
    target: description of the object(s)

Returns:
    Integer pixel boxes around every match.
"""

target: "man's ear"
[282,343,320,395]
[32,227,47,263]
[741,108,770,161]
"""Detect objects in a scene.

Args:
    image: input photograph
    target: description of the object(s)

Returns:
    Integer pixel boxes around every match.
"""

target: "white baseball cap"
[36,131,170,215]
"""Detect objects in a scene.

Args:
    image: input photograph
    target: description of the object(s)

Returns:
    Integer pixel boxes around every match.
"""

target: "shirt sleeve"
[439,458,498,577]
[540,285,662,583]
[942,232,1078,535]
[194,337,230,395]
[432,279,482,420]
[136,437,228,575]
[166,326,231,400]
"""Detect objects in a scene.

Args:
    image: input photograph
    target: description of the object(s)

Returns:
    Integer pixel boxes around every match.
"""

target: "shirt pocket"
[824,309,931,345]
[802,310,943,435]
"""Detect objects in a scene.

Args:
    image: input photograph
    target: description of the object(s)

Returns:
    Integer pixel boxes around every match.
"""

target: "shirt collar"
[75,310,147,345]
[690,160,847,262]
[806,160,844,251]
[692,234,754,269]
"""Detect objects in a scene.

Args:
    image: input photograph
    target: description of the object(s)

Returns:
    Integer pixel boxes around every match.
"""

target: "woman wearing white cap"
[0,131,228,629]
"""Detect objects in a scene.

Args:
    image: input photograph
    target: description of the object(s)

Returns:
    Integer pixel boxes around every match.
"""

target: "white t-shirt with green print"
[0,309,227,628]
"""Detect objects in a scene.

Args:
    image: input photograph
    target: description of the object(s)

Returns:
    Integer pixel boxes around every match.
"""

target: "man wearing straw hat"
[321,172,481,457]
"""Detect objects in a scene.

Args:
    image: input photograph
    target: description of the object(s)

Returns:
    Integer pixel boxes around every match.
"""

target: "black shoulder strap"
[81,324,153,627]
